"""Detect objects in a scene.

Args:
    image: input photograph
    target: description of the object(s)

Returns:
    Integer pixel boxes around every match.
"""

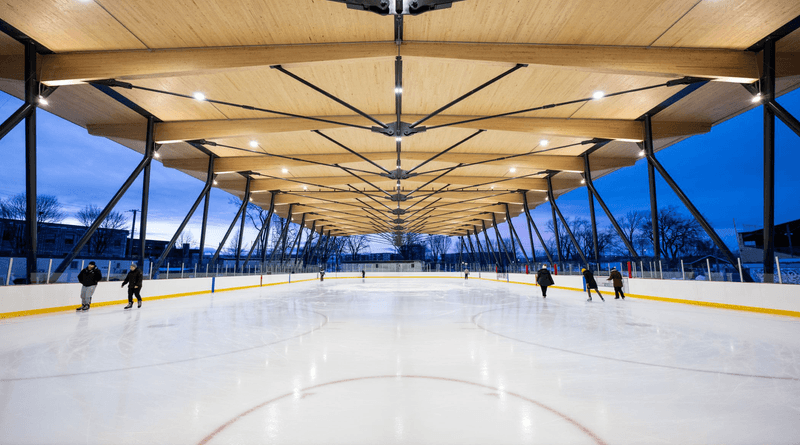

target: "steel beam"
[522,193,552,264]
[548,189,563,265]
[492,213,512,266]
[300,220,317,266]
[267,215,289,264]
[24,41,37,283]
[0,103,34,142]
[138,116,155,267]
[481,220,500,266]
[244,195,275,269]
[152,155,216,275]
[645,146,753,281]
[51,144,154,281]
[586,176,600,265]
[210,177,251,265]
[471,227,487,266]
[764,38,777,282]
[548,177,589,268]
[279,205,294,263]
[506,203,531,270]
[584,154,640,260]
[309,226,324,264]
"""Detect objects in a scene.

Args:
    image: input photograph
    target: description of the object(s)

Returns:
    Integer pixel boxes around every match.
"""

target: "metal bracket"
[371,121,427,137]
[328,0,391,15]
[388,193,408,202]
[383,168,410,180]
[328,0,463,16]
[392,225,405,230]
[391,218,406,224]
[391,208,406,215]
[407,0,465,15]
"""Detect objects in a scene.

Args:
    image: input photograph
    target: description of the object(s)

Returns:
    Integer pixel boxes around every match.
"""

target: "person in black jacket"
[535,265,554,298]
[121,263,144,309]
[582,268,604,302]
[76,261,102,311]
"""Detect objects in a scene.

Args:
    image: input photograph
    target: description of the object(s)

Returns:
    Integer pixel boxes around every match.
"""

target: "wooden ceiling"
[1,0,799,237]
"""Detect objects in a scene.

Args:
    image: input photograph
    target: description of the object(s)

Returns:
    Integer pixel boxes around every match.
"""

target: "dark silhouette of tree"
[0,193,65,223]
[76,205,127,255]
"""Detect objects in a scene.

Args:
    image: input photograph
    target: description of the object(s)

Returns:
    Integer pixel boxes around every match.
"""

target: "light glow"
[580,179,585,184]
[509,168,517,173]
[752,93,762,103]
[394,87,403,94]
[282,168,289,174]
[396,137,402,142]
[592,91,605,100]
[639,150,646,157]
[193,92,206,101]
[249,140,259,148]
[539,139,549,147]
[37,96,48,105]
[213,180,218,185]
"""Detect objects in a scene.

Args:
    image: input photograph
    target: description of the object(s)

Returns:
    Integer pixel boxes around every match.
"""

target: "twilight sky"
[0,87,798,255]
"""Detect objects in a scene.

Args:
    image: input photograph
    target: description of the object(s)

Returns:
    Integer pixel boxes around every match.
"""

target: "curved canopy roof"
[1,0,799,238]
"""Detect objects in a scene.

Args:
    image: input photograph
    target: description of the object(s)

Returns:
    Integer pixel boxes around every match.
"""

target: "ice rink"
[1,277,799,444]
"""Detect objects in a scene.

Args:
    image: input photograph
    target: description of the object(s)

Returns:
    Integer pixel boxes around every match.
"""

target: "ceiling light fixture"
[193,92,206,101]
[540,139,549,147]
[249,140,258,148]
[752,93,762,103]
[639,150,646,157]
[394,87,403,94]
[213,180,218,185]
[592,91,605,100]
[396,137,402,142]
[282,168,289,174]
[580,179,585,184]
[509,168,517,173]
[37,96,48,105]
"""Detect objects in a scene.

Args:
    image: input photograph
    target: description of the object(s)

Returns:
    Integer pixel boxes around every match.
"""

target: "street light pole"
[128,209,138,259]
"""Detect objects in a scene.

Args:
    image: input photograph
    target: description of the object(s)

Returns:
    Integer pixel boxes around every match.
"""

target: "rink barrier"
[2,272,799,319]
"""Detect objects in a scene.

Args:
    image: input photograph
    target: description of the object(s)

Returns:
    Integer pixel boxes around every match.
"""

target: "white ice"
[1,278,799,444]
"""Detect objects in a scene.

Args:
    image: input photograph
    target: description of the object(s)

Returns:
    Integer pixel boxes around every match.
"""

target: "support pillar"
[481,220,500,267]
[138,116,155,268]
[279,205,294,263]
[492,213,512,266]
[644,114,661,260]
[198,163,214,267]
[586,175,600,265]
[584,155,640,260]
[24,41,37,283]
[763,37,776,283]
[235,178,252,272]
[210,177,251,266]
[472,227,487,266]
[523,193,553,264]
[506,203,531,270]
[548,177,590,268]
[548,188,563,266]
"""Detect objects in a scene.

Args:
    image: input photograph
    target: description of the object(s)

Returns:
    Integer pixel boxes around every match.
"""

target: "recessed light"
[396,137,402,142]
[154,152,161,159]
[639,150,646,157]
[37,96,48,105]
[580,179,586,184]
[509,168,516,173]
[213,180,218,185]
[394,87,403,94]
[752,93,762,103]
[249,140,258,148]
[193,92,206,101]
[303,185,308,190]
[282,168,288,174]
[540,139,549,147]
[592,91,605,100]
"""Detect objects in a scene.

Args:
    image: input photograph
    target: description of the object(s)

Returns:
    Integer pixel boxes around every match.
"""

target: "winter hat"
[88,261,96,266]
[611,267,617,271]
[581,268,586,273]
[542,265,547,269]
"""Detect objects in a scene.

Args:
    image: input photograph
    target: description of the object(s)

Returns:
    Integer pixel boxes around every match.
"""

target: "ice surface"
[1,278,799,444]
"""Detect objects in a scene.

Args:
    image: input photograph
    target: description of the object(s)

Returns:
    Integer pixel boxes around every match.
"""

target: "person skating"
[121,263,144,309]
[582,268,604,301]
[464,268,469,280]
[535,265,554,298]
[607,267,626,300]
[361,269,365,279]
[76,261,102,311]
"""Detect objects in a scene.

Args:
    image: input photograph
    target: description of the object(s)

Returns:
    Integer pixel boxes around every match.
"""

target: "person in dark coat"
[361,269,366,279]
[76,261,102,311]
[121,263,144,309]
[535,265,554,297]
[606,267,626,300]
[582,268,604,302]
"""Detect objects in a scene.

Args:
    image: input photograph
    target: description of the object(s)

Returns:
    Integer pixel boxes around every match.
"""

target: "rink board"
[1,272,799,319]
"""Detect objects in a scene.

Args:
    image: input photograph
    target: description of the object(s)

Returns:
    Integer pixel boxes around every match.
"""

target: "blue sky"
[0,87,799,254]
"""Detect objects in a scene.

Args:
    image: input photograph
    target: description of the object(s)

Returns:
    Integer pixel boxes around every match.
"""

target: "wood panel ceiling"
[1,0,799,238]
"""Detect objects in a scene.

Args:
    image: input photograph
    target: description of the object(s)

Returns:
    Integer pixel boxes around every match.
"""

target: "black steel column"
[465,230,478,264]
[210,180,251,266]
[548,177,590,268]
[152,156,216,274]
[0,103,34,142]
[547,185,563,266]
[586,175,600,265]
[492,212,512,266]
[584,154,640,260]
[248,195,275,267]
[643,114,660,260]
[763,37,776,283]
[279,205,294,263]
[522,193,552,264]
[482,220,500,266]
[234,177,252,272]
[506,204,531,270]
[198,157,216,267]
[300,220,316,265]
[138,116,155,268]
[309,226,324,264]
[23,41,37,283]
[286,213,305,265]
[472,227,487,266]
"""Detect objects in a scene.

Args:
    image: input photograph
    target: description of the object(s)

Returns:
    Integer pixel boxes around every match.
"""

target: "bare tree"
[641,206,706,259]
[224,229,248,257]
[229,197,274,257]
[344,235,370,260]
[177,230,195,248]
[0,193,66,223]
[616,211,647,256]
[427,235,452,262]
[76,205,127,255]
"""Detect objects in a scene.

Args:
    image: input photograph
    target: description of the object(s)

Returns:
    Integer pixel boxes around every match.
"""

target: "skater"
[535,265,554,298]
[121,263,144,309]
[607,267,626,300]
[464,268,469,280]
[320,268,325,282]
[76,261,102,311]
[582,268,604,301]
[361,269,365,279]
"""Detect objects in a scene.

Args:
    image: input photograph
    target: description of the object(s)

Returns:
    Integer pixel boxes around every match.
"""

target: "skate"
[615,297,620,299]
[137,301,142,308]
[587,297,592,301]
[81,305,90,311]
[76,305,85,311]
[600,296,605,302]
[124,303,133,309]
